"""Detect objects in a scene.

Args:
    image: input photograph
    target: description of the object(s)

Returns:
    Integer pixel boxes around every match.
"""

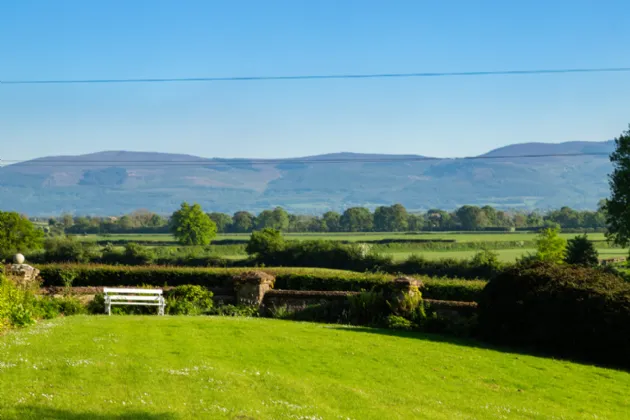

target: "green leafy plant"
[564,234,599,267]
[165,285,214,315]
[534,227,567,263]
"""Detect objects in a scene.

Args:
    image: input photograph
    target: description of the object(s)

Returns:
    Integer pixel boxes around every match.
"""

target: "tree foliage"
[232,211,254,233]
[564,234,599,267]
[0,211,44,257]
[373,204,408,232]
[534,227,567,263]
[255,207,290,231]
[207,212,233,233]
[245,228,285,259]
[340,207,373,232]
[605,125,630,246]
[169,203,217,246]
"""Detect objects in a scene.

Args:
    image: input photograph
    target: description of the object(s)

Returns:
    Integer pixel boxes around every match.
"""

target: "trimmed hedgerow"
[478,261,630,368]
[36,264,484,301]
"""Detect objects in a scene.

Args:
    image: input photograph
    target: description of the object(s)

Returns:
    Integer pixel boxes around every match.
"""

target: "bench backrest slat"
[104,288,162,295]
[107,295,162,301]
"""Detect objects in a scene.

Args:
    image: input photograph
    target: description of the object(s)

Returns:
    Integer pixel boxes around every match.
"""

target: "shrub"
[534,227,567,263]
[41,237,101,263]
[0,276,36,329]
[397,254,502,280]
[347,291,389,325]
[209,304,259,317]
[165,285,213,315]
[478,262,630,368]
[33,295,86,318]
[564,234,599,267]
[385,315,415,330]
[246,229,286,261]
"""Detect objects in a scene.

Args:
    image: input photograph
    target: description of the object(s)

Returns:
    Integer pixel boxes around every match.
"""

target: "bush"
[385,315,415,330]
[397,254,503,280]
[347,291,389,325]
[165,285,213,315]
[209,304,259,317]
[564,234,599,267]
[32,295,86,318]
[35,237,101,263]
[0,276,36,329]
[478,262,630,368]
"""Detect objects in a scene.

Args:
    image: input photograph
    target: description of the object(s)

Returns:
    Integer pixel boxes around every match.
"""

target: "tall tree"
[605,125,630,246]
[207,212,233,233]
[455,205,486,230]
[170,202,217,245]
[481,206,498,226]
[340,207,373,232]
[407,214,424,231]
[373,204,408,231]
[322,211,341,232]
[254,207,289,231]
[232,211,254,233]
[0,211,44,255]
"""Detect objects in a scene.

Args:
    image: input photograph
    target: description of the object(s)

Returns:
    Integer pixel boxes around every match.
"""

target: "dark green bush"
[209,304,259,317]
[478,262,630,368]
[386,315,415,330]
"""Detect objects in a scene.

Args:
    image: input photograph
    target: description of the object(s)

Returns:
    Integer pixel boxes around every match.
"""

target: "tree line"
[46,202,608,235]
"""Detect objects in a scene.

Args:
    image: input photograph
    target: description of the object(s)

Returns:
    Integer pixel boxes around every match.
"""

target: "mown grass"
[1,316,629,419]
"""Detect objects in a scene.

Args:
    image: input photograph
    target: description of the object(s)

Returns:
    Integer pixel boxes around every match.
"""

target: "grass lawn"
[1,317,629,419]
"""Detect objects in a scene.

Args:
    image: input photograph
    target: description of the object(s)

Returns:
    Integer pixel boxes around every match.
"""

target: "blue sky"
[2,0,629,161]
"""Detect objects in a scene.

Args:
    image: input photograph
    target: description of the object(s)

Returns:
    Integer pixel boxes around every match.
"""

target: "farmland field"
[79,231,610,243]
[74,232,628,263]
[387,247,629,262]
[1,316,629,419]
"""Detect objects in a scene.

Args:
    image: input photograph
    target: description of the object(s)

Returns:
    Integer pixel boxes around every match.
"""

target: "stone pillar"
[388,276,423,315]
[233,271,276,307]
[7,263,40,288]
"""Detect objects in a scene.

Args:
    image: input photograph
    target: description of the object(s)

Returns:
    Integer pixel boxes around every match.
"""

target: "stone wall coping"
[232,271,276,285]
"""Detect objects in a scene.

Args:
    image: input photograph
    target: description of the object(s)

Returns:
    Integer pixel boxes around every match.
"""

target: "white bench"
[103,288,165,316]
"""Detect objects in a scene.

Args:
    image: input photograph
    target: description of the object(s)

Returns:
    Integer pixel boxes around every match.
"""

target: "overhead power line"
[0,152,611,167]
[1,67,630,85]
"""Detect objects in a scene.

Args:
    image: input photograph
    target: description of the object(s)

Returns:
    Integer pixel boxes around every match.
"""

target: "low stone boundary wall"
[40,271,478,322]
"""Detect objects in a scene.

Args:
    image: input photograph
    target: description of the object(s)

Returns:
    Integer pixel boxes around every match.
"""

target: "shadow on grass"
[328,325,630,371]
[8,406,178,420]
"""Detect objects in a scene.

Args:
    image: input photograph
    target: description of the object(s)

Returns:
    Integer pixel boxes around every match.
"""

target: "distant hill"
[0,141,615,215]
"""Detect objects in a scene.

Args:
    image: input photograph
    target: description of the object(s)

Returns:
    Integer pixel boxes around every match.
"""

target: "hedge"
[36,264,484,301]
[478,262,630,368]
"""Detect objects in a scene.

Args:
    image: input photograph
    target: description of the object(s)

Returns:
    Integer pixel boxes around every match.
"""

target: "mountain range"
[0,141,615,216]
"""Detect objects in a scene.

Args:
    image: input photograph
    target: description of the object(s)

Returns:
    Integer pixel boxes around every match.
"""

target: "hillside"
[0,141,615,215]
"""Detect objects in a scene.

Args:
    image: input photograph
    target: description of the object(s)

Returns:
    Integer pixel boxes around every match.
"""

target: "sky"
[1,0,630,161]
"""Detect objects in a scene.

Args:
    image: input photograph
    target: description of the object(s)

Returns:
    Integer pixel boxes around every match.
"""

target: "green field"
[74,232,628,263]
[388,247,630,262]
[81,231,610,243]
[1,316,629,419]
